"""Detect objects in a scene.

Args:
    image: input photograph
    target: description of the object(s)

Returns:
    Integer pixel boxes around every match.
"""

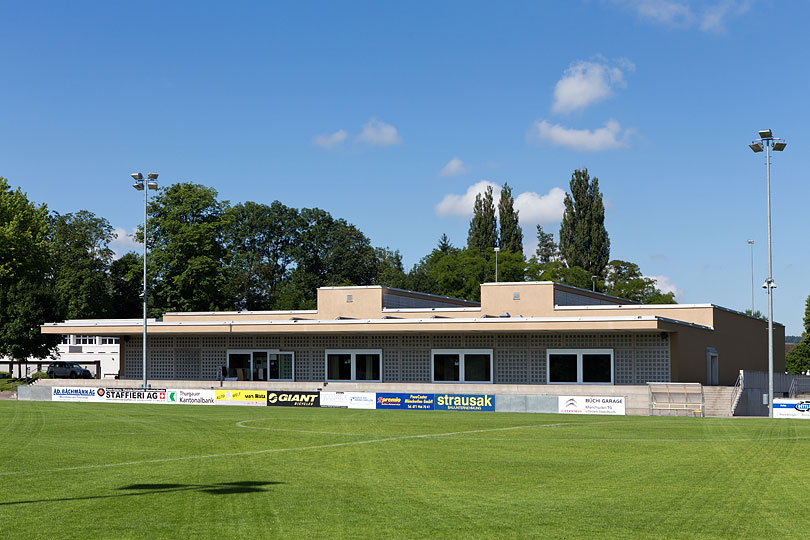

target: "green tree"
[109,252,143,318]
[498,183,523,253]
[0,178,59,359]
[145,182,229,314]
[603,260,676,303]
[374,247,409,289]
[277,208,376,309]
[49,210,115,319]
[559,168,610,278]
[534,224,558,263]
[786,294,810,374]
[223,201,300,310]
[467,185,497,252]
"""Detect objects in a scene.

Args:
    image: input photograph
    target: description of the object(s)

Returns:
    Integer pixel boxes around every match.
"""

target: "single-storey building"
[40,281,784,388]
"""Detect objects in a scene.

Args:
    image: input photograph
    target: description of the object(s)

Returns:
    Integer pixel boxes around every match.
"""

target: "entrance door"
[253,352,268,381]
[228,353,251,381]
[706,348,719,386]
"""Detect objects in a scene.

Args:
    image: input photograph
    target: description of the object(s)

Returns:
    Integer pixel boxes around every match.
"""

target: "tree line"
[1,169,674,360]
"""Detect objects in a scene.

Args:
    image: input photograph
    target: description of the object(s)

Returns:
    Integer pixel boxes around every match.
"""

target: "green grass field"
[2,402,810,539]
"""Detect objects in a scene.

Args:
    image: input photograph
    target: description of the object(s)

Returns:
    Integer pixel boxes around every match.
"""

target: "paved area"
[0,391,17,400]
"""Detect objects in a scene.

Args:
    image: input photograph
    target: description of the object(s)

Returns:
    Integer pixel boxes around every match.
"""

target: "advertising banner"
[266,391,320,407]
[51,387,101,402]
[95,387,168,404]
[345,392,376,409]
[774,399,810,419]
[320,392,349,408]
[434,394,494,412]
[215,390,267,406]
[376,393,435,410]
[557,396,626,415]
[167,389,216,405]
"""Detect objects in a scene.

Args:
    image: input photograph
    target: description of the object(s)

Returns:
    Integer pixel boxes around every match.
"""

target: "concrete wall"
[29,378,652,415]
[118,331,671,386]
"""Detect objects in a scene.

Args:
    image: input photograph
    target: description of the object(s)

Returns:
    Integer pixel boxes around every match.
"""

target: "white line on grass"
[0,421,578,478]
[235,419,369,436]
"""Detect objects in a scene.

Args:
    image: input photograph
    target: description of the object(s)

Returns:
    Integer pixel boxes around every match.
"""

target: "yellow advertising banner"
[215,390,267,406]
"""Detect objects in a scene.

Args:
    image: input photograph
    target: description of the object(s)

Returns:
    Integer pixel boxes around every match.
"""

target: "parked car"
[47,362,92,379]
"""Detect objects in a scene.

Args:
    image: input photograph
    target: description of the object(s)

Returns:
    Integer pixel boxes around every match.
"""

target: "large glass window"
[227,349,295,381]
[431,349,493,383]
[75,335,96,345]
[325,350,382,382]
[547,349,614,384]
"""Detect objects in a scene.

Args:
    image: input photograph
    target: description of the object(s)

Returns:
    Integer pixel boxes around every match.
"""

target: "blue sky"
[2,1,808,334]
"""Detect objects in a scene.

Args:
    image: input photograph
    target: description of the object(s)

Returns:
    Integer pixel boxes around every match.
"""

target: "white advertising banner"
[345,392,377,409]
[558,395,626,415]
[320,392,377,409]
[95,387,168,404]
[52,387,101,402]
[167,389,216,405]
[773,399,810,419]
[320,391,349,408]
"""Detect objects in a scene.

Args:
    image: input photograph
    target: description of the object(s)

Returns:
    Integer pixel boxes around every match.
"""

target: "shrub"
[32,371,49,379]
[0,371,10,379]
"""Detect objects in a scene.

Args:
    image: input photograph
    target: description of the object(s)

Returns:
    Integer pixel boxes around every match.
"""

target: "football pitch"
[2,402,809,539]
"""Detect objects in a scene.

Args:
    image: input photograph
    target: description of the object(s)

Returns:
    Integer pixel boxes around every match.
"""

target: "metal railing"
[730,371,743,416]
[788,377,810,398]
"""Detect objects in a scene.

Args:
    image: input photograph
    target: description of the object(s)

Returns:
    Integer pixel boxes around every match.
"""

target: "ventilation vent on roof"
[513,292,520,300]
[346,294,353,303]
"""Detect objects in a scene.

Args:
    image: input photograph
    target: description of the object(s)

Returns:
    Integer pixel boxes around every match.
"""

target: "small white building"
[1,335,120,378]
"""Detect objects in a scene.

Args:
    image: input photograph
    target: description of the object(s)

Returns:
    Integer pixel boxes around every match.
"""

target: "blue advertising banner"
[376,393,435,410]
[434,393,494,412]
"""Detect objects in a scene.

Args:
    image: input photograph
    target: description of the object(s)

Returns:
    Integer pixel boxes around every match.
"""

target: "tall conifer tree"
[558,168,610,278]
[498,183,523,253]
[467,185,497,252]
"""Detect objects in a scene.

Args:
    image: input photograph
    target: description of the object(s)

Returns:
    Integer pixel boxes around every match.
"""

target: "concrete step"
[702,386,735,417]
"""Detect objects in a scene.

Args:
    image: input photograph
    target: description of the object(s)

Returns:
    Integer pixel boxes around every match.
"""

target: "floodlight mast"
[748,130,785,418]
[130,171,159,389]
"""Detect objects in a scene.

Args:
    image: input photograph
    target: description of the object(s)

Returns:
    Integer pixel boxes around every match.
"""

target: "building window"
[325,350,382,382]
[227,350,294,381]
[101,337,120,345]
[75,335,96,345]
[431,349,493,383]
[547,349,613,384]
[60,335,72,345]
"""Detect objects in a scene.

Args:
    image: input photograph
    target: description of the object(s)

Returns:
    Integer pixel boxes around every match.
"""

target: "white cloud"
[615,0,749,33]
[435,180,500,217]
[357,118,402,146]
[110,227,139,258]
[514,187,566,224]
[650,275,683,299]
[312,129,349,150]
[528,119,630,151]
[439,157,468,177]
[552,58,634,113]
[435,181,566,225]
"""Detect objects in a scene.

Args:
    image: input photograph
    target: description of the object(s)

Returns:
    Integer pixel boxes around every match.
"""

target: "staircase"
[702,386,735,417]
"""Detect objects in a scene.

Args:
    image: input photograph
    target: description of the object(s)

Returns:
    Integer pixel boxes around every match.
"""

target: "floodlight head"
[758,129,772,139]
[494,247,500,252]
[748,239,754,245]
[132,182,144,191]
[130,172,143,181]
[147,181,158,190]
[772,140,787,151]
[749,142,764,153]
[147,172,159,180]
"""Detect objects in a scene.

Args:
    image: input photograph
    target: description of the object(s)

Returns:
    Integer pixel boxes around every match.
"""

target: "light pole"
[749,129,786,418]
[131,172,159,390]
[494,247,500,282]
[747,239,755,315]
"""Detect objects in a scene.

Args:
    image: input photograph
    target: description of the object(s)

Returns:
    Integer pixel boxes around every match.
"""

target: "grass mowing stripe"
[0,421,573,478]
